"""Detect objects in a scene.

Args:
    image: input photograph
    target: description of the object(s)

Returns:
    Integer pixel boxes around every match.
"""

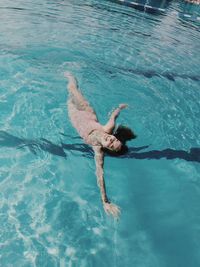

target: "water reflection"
[179,0,200,24]
[111,0,172,14]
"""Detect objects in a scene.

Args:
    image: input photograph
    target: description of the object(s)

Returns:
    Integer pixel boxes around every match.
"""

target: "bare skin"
[64,72,127,218]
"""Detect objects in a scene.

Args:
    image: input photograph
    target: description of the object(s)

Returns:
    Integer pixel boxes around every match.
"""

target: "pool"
[0,0,200,266]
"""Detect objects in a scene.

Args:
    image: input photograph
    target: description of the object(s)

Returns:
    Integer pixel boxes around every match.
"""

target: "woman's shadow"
[0,131,200,163]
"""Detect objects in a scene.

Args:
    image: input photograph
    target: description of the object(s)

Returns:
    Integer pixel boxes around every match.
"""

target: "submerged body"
[65,72,127,217]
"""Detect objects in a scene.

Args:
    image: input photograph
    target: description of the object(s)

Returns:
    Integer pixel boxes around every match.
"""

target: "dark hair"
[104,125,137,156]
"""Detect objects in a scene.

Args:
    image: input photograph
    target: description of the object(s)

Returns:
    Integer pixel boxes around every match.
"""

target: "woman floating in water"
[65,72,136,218]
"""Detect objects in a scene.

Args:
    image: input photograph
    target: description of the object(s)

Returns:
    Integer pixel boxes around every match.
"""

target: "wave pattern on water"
[0,0,200,267]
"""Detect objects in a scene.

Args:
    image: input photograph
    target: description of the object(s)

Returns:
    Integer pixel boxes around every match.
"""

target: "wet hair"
[104,125,137,156]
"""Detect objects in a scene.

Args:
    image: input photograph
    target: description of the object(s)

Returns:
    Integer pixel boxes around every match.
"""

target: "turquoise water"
[0,0,200,266]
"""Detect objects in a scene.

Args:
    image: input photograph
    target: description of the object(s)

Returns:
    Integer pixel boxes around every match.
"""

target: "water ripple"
[1,1,200,266]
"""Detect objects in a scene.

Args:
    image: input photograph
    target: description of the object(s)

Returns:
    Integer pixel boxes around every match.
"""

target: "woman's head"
[103,125,137,156]
[100,133,122,152]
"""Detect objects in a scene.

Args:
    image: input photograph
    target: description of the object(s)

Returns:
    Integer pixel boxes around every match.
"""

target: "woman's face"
[101,133,122,152]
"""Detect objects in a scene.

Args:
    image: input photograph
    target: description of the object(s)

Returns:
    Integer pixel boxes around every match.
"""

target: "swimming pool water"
[0,0,200,266]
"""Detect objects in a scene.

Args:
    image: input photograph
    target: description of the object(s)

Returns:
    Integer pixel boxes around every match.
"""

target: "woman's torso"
[68,101,103,145]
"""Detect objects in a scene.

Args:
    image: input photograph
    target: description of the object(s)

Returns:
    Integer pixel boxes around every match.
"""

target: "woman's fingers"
[119,103,128,110]
[103,202,121,218]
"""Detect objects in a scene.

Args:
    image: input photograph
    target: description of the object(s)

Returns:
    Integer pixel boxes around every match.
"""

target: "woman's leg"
[64,72,93,112]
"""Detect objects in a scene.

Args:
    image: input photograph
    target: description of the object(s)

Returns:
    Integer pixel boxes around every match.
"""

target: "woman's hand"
[112,103,128,118]
[64,71,73,79]
[119,103,128,110]
[103,202,121,218]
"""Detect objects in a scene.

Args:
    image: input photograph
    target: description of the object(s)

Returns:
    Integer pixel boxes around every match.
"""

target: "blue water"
[0,0,200,266]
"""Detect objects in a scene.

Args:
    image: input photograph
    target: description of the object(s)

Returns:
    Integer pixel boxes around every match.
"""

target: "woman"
[65,72,130,218]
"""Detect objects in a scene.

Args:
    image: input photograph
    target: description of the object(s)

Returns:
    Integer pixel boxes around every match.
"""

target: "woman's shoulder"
[87,129,103,146]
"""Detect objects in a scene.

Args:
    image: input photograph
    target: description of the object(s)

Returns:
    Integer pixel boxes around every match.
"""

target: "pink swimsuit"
[68,100,103,145]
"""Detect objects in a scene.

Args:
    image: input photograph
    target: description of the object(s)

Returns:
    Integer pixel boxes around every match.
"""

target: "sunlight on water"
[0,0,200,266]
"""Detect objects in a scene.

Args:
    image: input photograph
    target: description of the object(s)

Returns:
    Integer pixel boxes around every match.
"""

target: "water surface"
[0,0,200,266]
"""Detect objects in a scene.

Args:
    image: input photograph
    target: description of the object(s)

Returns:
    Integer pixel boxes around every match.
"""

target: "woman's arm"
[93,146,120,218]
[103,104,128,134]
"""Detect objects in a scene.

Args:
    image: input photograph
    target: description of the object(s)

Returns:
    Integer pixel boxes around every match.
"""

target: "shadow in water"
[0,131,67,158]
[0,131,200,163]
[122,147,200,163]
[99,60,200,82]
[106,66,200,82]
[125,68,200,82]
